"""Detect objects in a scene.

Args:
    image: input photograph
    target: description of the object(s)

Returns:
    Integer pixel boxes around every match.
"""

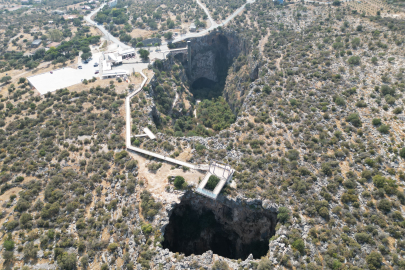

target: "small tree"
[3,234,14,251]
[292,238,305,254]
[81,52,92,60]
[399,148,405,158]
[2,250,14,263]
[107,243,119,252]
[212,260,229,270]
[372,119,381,126]
[20,213,32,228]
[377,199,392,213]
[277,207,290,224]
[366,251,382,270]
[23,242,38,260]
[174,176,185,189]
[346,113,361,127]
[205,175,220,191]
[377,124,390,134]
[80,255,89,269]
[164,31,173,40]
[348,56,361,65]
[257,258,273,270]
[0,76,12,84]
[57,252,77,270]
[371,57,378,64]
[138,49,150,61]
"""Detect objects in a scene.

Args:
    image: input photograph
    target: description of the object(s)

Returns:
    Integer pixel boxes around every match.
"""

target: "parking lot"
[28,52,101,95]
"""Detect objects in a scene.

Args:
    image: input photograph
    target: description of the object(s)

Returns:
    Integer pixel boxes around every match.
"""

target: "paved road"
[196,0,218,29]
[220,0,255,26]
[87,0,255,47]
[170,0,256,44]
[84,4,131,49]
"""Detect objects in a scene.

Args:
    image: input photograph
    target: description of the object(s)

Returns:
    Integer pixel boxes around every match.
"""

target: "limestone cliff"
[187,31,249,85]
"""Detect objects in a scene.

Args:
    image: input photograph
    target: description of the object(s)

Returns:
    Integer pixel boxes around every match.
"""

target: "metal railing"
[196,188,217,199]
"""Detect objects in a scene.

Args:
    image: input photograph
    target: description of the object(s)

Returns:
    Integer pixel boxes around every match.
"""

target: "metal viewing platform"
[195,161,234,200]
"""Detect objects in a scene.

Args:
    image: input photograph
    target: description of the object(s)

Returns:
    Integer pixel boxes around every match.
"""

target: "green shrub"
[372,118,381,126]
[393,107,403,114]
[257,258,273,270]
[346,113,361,127]
[173,176,185,189]
[400,148,405,158]
[366,251,382,270]
[141,223,153,235]
[377,199,391,213]
[277,207,290,224]
[107,243,119,252]
[57,252,77,270]
[334,96,346,106]
[212,260,229,270]
[205,175,220,191]
[5,220,19,231]
[140,190,162,219]
[348,56,361,65]
[355,232,371,244]
[3,240,15,251]
[292,238,305,254]
[147,162,162,171]
[377,124,390,134]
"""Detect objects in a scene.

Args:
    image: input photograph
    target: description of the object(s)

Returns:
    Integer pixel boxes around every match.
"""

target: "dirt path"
[276,53,284,70]
[259,30,270,53]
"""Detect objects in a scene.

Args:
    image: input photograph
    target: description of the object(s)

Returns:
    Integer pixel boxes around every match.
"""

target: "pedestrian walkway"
[124,71,206,170]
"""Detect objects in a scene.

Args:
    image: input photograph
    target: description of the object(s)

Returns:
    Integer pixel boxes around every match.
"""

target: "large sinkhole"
[190,77,224,100]
[162,194,277,260]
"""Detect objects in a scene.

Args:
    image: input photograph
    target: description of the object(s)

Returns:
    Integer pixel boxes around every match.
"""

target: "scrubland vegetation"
[2,0,405,269]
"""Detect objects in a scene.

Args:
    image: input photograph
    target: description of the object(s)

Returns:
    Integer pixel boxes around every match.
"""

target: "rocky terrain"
[2,0,405,270]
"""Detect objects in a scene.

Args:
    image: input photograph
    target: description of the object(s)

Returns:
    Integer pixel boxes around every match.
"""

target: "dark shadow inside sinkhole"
[162,197,277,260]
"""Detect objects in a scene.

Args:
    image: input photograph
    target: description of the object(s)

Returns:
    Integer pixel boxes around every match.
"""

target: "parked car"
[83,60,88,64]
[78,66,82,69]
[94,63,98,67]
[95,70,99,74]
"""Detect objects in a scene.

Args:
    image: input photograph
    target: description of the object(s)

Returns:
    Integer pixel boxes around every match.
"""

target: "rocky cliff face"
[162,191,277,260]
[188,31,249,85]
[150,30,259,117]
